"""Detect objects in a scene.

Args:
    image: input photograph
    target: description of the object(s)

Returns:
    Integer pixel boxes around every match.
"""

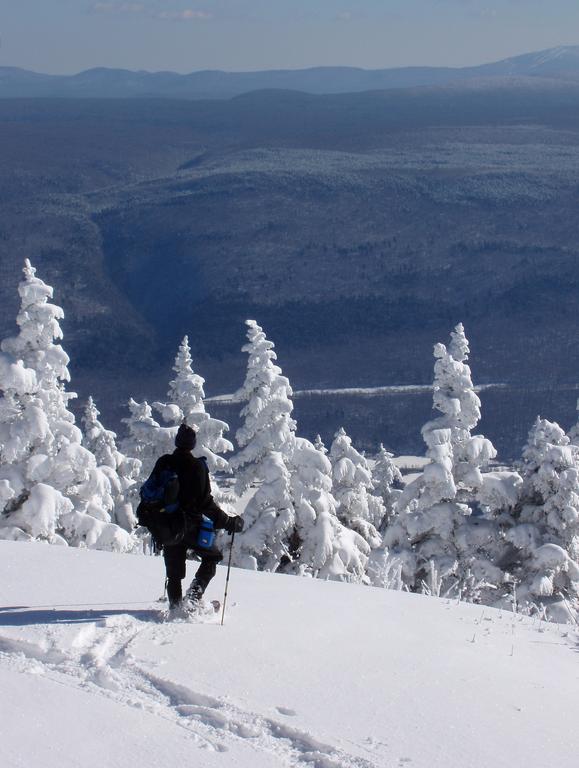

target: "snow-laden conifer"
[231,321,296,488]
[151,336,236,515]
[372,444,404,529]
[386,325,499,596]
[503,418,579,622]
[155,336,233,474]
[329,428,383,549]
[233,451,295,571]
[82,397,141,531]
[121,398,174,481]
[0,261,135,551]
[289,437,369,581]
[432,324,497,491]
[230,320,296,571]
[314,434,328,454]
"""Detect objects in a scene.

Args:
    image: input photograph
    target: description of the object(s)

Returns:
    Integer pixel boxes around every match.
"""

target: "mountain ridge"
[3,45,579,99]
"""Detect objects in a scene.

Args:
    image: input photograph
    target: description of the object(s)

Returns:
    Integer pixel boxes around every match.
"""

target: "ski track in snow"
[0,609,378,768]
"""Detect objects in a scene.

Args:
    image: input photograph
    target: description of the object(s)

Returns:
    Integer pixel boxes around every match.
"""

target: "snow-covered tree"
[154,336,233,474]
[233,451,295,571]
[82,397,141,531]
[121,398,174,481]
[503,418,579,622]
[230,320,296,571]
[289,437,369,581]
[0,260,135,552]
[329,428,383,549]
[386,325,499,596]
[314,434,328,454]
[152,336,236,515]
[231,321,296,490]
[432,324,497,492]
[372,444,404,529]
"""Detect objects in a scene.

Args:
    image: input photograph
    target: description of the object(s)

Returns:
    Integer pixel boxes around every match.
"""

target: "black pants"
[163,544,223,604]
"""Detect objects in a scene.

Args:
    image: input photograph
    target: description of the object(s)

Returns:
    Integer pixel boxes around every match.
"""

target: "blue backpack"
[137,468,183,546]
[139,469,180,513]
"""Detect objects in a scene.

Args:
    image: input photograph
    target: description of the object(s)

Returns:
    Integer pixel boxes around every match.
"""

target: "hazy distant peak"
[3,45,579,99]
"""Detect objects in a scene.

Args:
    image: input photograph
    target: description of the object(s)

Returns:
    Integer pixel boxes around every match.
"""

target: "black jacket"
[152,448,229,531]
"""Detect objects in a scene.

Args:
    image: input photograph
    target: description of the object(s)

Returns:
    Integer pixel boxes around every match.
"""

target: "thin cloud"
[91,2,146,12]
[156,9,212,21]
[90,3,212,21]
[336,11,353,22]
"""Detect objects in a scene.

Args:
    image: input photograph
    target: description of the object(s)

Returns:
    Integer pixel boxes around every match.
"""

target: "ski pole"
[221,530,235,626]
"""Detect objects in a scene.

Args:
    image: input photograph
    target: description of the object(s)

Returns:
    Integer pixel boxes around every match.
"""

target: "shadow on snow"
[0,604,160,626]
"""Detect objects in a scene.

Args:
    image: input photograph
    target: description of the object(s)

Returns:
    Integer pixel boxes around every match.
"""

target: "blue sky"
[2,0,579,73]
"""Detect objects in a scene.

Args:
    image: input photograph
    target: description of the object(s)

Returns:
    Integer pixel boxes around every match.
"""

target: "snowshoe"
[161,598,220,622]
[160,599,191,622]
[183,596,220,616]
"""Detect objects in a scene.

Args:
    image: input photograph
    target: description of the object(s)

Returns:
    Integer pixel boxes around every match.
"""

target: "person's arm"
[193,459,243,532]
[188,459,229,528]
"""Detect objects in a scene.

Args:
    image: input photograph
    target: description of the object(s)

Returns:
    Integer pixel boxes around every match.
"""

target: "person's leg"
[187,546,223,599]
[163,545,187,607]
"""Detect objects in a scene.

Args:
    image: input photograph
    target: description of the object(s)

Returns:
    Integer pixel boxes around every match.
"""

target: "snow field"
[1,541,578,768]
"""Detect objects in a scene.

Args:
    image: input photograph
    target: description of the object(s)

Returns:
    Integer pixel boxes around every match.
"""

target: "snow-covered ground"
[1,541,578,768]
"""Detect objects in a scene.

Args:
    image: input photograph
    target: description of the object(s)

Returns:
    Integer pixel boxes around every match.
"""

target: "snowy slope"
[0,541,578,768]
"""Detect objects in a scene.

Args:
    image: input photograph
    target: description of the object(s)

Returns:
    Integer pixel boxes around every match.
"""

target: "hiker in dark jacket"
[153,423,243,609]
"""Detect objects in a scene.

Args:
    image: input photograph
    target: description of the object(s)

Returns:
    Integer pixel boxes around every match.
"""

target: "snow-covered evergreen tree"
[233,451,295,571]
[230,320,296,571]
[120,398,174,481]
[289,437,369,581]
[329,428,384,549]
[155,336,233,474]
[0,260,135,551]
[314,434,328,455]
[386,325,499,596]
[372,444,404,529]
[82,397,141,531]
[503,418,579,622]
[432,324,497,491]
[152,336,236,515]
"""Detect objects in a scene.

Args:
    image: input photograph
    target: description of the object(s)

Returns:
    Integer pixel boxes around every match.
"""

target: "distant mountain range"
[3,46,579,99]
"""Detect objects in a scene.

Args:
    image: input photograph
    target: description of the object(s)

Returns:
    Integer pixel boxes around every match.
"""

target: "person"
[152,423,243,610]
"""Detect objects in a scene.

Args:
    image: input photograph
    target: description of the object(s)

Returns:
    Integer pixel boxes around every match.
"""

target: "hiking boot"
[186,579,205,604]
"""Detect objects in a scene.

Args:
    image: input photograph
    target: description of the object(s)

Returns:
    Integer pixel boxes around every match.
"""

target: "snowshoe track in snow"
[0,608,378,768]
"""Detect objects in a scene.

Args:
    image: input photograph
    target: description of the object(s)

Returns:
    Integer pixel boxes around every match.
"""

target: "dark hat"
[175,423,197,450]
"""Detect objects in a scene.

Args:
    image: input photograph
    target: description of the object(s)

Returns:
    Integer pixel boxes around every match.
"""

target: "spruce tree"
[0,261,135,551]
[289,437,369,581]
[329,427,384,549]
[152,336,236,514]
[158,335,234,474]
[121,398,173,481]
[82,397,141,531]
[372,444,404,529]
[503,418,579,622]
[388,324,499,596]
[230,320,296,571]
[314,434,328,454]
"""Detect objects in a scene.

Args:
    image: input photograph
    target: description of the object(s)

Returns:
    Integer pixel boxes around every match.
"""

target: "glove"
[224,515,244,534]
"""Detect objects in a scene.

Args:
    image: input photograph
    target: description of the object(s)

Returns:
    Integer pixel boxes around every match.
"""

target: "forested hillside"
[1,80,579,455]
